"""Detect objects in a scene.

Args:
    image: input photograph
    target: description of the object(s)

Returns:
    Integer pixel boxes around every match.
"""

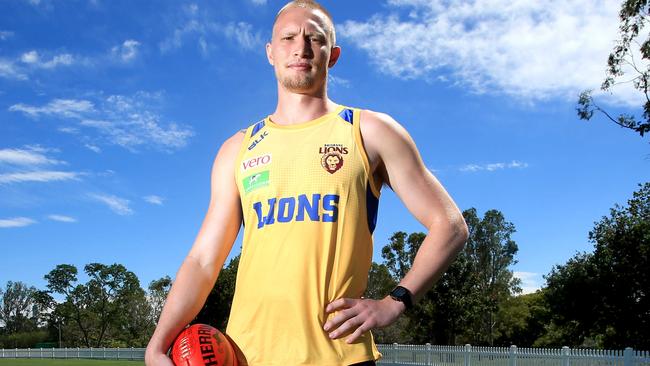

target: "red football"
[171,324,238,366]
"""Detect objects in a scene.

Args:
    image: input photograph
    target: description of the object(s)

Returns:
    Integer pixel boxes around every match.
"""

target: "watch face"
[392,287,407,297]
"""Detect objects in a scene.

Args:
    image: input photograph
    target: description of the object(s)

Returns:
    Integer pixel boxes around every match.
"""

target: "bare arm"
[145,131,244,365]
[365,110,468,302]
[324,110,469,343]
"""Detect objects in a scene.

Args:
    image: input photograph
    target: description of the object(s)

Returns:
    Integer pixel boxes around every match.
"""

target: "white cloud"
[84,144,102,153]
[338,0,631,104]
[222,22,264,51]
[0,31,14,40]
[159,5,263,54]
[0,146,64,166]
[328,75,351,88]
[0,217,37,228]
[513,271,543,295]
[9,93,193,152]
[144,195,164,205]
[9,99,95,119]
[20,50,74,69]
[0,171,81,184]
[459,160,528,172]
[47,214,77,223]
[112,40,140,62]
[58,126,79,134]
[89,193,133,215]
[0,59,28,80]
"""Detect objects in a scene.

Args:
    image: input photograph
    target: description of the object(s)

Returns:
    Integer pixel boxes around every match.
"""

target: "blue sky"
[1,0,648,296]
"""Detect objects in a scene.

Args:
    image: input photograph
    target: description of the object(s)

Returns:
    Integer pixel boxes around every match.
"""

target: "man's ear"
[328,46,341,68]
[266,42,274,66]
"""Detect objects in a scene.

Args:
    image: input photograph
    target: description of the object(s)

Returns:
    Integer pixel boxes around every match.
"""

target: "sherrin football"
[171,323,238,366]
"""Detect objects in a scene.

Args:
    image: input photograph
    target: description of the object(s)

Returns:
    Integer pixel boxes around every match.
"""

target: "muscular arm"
[145,132,244,365]
[324,110,469,343]
[364,110,469,302]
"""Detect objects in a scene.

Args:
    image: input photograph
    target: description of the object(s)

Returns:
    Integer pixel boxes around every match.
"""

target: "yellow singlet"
[226,105,382,366]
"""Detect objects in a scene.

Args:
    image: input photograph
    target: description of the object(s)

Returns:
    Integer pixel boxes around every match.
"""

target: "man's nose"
[293,36,313,58]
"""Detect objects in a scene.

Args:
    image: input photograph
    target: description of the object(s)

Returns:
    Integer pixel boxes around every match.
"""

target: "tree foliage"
[462,208,520,345]
[43,263,151,347]
[376,208,520,345]
[0,281,38,334]
[544,183,650,349]
[148,276,172,326]
[577,0,650,140]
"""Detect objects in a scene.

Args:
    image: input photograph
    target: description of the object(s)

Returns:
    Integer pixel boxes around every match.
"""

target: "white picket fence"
[0,344,648,366]
[0,347,145,360]
[375,344,650,366]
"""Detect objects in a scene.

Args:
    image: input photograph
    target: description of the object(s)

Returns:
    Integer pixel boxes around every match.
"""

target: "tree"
[0,281,38,334]
[148,276,172,325]
[44,263,149,347]
[542,253,599,346]
[382,232,425,281]
[364,262,396,301]
[543,183,650,349]
[577,1,650,141]
[462,208,520,345]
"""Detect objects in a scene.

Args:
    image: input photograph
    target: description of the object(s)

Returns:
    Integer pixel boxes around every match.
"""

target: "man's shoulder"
[220,130,246,154]
[358,108,403,138]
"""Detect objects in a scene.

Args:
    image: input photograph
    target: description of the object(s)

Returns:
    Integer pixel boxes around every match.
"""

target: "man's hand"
[144,350,175,366]
[323,296,406,344]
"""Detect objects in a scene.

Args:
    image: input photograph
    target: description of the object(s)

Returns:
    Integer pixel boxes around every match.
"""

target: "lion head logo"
[321,152,344,174]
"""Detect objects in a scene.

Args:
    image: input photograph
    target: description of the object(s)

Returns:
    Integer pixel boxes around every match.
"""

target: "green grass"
[0,359,144,366]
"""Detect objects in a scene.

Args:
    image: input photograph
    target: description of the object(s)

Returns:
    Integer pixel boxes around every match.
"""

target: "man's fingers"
[345,322,371,344]
[323,305,359,331]
[328,315,364,339]
[325,297,355,313]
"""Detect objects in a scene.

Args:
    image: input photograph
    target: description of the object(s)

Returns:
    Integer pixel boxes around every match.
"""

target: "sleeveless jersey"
[226,105,383,366]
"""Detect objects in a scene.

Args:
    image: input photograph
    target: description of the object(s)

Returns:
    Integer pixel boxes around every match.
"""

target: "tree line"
[1,183,648,349]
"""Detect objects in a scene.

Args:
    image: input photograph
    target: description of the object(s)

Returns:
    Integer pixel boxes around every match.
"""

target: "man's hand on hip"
[323,296,406,343]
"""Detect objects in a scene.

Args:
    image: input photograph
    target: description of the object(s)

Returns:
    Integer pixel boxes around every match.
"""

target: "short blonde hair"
[274,0,336,46]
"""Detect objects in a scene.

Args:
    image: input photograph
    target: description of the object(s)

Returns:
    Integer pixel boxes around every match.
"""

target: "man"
[145,1,468,365]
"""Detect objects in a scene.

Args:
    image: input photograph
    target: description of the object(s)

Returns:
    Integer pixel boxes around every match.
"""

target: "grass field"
[0,359,144,366]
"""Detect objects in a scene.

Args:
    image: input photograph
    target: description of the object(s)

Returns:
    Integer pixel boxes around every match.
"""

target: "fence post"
[465,344,472,366]
[130,347,134,361]
[624,347,634,366]
[392,343,398,364]
[509,345,517,366]
[117,347,120,360]
[426,343,431,366]
[77,347,80,358]
[103,347,106,359]
[562,346,570,366]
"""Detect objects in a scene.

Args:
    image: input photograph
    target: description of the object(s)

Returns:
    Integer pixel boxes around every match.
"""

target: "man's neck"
[271,85,338,126]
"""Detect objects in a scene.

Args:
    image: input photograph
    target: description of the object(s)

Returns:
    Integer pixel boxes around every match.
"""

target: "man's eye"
[282,36,293,40]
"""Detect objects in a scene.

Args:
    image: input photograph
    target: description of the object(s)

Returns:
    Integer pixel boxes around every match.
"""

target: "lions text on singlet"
[226,105,382,366]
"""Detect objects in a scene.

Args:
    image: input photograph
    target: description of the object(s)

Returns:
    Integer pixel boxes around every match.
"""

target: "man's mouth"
[288,62,312,70]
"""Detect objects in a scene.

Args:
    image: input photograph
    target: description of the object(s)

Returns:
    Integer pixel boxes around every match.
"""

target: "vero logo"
[242,154,272,172]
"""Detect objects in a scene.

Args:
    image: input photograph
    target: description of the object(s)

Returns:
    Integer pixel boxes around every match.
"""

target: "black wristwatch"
[389,285,413,310]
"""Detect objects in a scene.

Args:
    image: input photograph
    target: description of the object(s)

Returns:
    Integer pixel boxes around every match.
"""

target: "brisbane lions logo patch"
[319,144,348,174]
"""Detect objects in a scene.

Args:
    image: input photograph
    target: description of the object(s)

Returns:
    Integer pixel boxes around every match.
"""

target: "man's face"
[266,6,340,94]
